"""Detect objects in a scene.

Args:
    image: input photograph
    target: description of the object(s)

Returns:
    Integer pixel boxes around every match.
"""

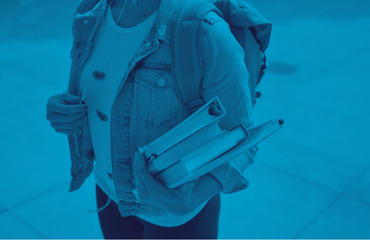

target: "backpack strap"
[170,0,222,114]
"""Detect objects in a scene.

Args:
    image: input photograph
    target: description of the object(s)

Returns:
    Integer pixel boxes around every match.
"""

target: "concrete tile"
[252,46,370,193]
[247,0,370,88]
[298,195,370,238]
[0,38,72,90]
[344,166,370,205]
[1,62,65,113]
[0,101,74,208]
[0,205,6,215]
[261,43,370,117]
[254,135,369,195]
[218,163,338,239]
[248,0,370,24]
[0,1,77,43]
[265,17,370,79]
[0,211,45,238]
[10,174,103,239]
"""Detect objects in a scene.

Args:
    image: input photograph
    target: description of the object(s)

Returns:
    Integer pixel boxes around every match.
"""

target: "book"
[144,97,226,162]
[147,123,225,176]
[138,97,284,189]
[154,123,248,185]
[166,118,284,189]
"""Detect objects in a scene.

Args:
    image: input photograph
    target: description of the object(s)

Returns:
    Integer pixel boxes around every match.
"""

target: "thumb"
[178,180,198,192]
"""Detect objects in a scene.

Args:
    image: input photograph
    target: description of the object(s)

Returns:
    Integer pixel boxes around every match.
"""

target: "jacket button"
[84,19,89,24]
[93,70,106,80]
[156,78,165,87]
[145,42,151,49]
[107,172,113,180]
[117,158,130,164]
[239,2,248,9]
[117,117,129,123]
[96,109,109,121]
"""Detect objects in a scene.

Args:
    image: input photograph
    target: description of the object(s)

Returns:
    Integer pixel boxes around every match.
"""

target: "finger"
[48,94,87,115]
[53,102,88,115]
[55,128,77,135]
[138,181,163,209]
[176,180,197,193]
[135,147,167,198]
[54,123,83,135]
[48,108,87,122]
[51,112,88,130]
[60,92,87,105]
[137,181,148,202]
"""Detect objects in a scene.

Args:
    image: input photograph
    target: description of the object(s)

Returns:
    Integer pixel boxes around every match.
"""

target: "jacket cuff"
[68,163,93,193]
[208,147,257,194]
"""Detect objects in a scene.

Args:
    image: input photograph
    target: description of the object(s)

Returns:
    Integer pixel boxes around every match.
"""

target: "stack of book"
[139,97,284,189]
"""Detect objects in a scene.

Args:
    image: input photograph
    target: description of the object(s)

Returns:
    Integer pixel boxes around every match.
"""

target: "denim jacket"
[67,0,257,217]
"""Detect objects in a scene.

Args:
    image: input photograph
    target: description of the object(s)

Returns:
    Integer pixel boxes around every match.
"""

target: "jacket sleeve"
[200,13,257,194]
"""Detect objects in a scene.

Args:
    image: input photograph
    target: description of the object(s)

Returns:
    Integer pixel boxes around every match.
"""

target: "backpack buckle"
[189,98,205,113]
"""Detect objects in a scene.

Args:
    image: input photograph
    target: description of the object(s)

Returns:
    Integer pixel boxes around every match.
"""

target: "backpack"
[74,0,272,114]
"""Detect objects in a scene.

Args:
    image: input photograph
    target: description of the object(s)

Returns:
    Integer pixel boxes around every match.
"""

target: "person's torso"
[68,0,222,227]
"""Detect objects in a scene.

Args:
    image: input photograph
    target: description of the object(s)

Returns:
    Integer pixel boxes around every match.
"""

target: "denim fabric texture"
[67,0,257,217]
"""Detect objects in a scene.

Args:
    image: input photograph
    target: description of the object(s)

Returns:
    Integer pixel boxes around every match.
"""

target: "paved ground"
[1,0,369,239]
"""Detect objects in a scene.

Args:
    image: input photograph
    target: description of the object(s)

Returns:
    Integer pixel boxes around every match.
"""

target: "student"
[46,0,256,238]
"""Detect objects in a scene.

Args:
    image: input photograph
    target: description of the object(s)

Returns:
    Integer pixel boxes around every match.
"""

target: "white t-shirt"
[79,3,209,227]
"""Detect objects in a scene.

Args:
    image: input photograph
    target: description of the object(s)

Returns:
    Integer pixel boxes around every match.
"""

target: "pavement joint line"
[256,161,341,195]
[339,165,370,207]
[260,134,370,180]
[264,78,370,114]
[0,207,9,216]
[6,209,47,239]
[255,134,361,194]
[341,192,370,208]
[293,164,370,239]
[267,135,352,164]
[6,180,70,211]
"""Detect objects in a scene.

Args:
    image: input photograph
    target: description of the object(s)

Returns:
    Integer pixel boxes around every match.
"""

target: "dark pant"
[96,183,221,239]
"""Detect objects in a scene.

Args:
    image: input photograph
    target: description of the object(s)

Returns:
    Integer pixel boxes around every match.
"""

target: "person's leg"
[135,193,221,239]
[96,184,145,239]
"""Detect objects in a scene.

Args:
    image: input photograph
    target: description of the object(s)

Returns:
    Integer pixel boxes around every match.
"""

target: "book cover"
[143,97,226,161]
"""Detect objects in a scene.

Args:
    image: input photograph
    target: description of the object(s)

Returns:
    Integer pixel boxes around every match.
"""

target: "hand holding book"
[139,97,284,189]
[132,145,199,216]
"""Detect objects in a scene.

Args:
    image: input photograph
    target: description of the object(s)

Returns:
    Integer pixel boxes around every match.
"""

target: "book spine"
[147,161,160,176]
[152,122,222,171]
[154,161,188,185]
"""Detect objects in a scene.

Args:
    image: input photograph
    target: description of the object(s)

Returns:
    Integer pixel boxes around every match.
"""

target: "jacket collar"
[103,0,182,44]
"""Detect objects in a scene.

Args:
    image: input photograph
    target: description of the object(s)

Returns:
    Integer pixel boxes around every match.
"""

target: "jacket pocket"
[134,68,179,128]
